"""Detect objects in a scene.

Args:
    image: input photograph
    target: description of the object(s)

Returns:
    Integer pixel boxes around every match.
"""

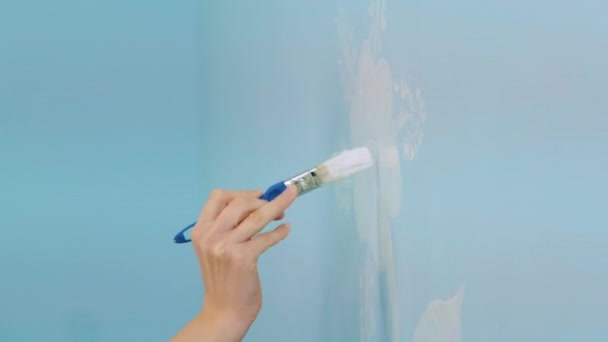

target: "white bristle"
[320,146,374,182]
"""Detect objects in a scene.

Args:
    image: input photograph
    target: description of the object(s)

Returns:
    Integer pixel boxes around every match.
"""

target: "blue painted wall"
[1,0,606,341]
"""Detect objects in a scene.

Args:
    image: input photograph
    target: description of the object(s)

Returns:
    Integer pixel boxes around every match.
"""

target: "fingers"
[214,196,267,232]
[231,185,298,242]
[246,223,291,256]
[198,189,263,223]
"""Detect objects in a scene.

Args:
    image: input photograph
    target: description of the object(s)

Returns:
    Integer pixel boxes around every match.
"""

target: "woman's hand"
[172,185,298,342]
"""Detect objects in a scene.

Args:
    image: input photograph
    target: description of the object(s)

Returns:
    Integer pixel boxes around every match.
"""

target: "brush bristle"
[319,146,374,182]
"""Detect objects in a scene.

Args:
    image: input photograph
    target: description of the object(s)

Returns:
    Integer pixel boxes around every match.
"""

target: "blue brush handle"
[259,181,287,201]
[173,181,287,244]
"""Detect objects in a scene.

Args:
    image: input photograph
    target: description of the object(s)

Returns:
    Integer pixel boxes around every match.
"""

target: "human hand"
[172,185,297,342]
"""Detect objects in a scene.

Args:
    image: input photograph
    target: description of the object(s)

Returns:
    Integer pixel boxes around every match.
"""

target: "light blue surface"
[1,0,606,341]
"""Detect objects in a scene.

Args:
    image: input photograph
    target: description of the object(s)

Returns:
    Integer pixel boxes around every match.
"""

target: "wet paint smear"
[335,0,426,340]
[413,285,465,342]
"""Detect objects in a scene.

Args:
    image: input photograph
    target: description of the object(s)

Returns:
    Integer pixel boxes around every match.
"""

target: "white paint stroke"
[335,0,427,341]
[413,285,466,342]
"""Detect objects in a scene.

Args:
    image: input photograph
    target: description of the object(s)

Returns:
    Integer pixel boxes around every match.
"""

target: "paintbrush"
[173,146,374,244]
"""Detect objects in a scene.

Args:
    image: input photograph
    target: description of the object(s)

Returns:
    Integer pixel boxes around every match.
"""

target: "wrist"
[171,307,254,342]
[198,306,255,342]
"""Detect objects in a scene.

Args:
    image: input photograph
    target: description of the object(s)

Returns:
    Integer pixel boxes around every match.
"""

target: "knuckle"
[209,188,225,200]
[231,196,248,209]
[208,242,246,264]
[210,241,227,258]
[191,223,206,242]
[196,233,214,250]
[249,210,267,224]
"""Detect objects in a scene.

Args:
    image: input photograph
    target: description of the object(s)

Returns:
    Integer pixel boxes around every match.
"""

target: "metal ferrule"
[284,167,324,196]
